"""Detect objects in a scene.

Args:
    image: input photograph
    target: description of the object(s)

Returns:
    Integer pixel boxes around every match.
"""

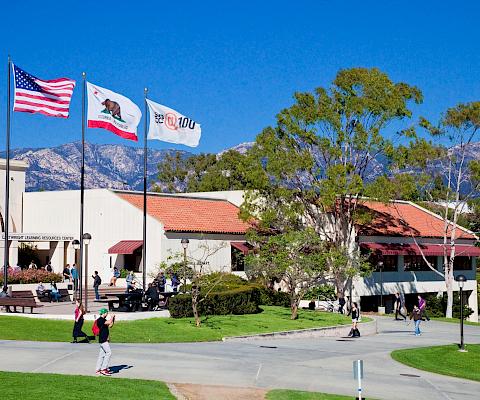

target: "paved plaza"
[0,317,479,399]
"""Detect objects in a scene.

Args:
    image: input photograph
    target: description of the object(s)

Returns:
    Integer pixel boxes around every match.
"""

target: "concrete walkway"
[0,317,479,399]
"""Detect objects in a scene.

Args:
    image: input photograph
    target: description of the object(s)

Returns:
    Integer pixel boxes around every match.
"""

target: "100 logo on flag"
[147,99,201,147]
[154,112,197,131]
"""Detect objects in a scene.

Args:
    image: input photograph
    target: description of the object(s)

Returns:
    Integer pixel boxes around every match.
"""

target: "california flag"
[146,99,201,147]
[87,82,142,141]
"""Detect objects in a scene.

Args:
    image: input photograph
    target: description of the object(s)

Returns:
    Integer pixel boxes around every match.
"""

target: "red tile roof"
[117,193,250,234]
[358,201,476,240]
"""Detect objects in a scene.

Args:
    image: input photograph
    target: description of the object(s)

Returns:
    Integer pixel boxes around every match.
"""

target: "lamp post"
[378,260,384,309]
[83,233,91,313]
[181,238,189,293]
[456,274,467,352]
[72,240,80,301]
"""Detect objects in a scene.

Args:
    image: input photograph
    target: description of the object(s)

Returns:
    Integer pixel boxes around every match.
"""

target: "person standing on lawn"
[72,300,89,343]
[95,308,115,376]
[410,304,423,335]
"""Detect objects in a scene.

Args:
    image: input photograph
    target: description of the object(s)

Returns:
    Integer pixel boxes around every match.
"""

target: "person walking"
[92,271,102,301]
[72,300,89,343]
[418,295,430,321]
[348,302,361,337]
[410,305,423,335]
[394,292,407,320]
[338,296,346,314]
[70,264,79,296]
[95,308,115,376]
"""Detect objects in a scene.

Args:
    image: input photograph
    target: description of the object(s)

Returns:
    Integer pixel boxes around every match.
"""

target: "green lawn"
[267,389,362,399]
[391,344,480,381]
[0,371,175,400]
[433,317,480,326]
[0,306,354,343]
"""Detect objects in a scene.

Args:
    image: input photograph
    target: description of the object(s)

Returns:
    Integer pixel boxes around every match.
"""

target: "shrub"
[257,287,290,307]
[424,293,474,319]
[169,286,261,318]
[0,269,62,284]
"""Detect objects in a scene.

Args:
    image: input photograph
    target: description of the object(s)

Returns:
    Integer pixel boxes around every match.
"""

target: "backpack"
[92,319,100,336]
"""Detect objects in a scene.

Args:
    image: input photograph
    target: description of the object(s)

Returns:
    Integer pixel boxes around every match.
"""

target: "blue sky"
[0,1,479,154]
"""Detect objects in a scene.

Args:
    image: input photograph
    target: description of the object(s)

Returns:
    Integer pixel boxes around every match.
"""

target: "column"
[49,241,64,273]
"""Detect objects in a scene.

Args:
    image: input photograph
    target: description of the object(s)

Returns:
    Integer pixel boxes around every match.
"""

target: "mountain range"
[1,141,479,193]
[0,142,193,191]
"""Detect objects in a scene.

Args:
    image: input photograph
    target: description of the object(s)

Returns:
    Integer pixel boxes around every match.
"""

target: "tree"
[153,149,267,193]
[168,240,227,326]
[242,67,425,299]
[418,102,480,318]
[246,228,328,320]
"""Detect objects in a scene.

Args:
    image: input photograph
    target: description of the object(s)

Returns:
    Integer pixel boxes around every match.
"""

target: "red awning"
[360,242,480,257]
[231,242,251,255]
[108,240,143,254]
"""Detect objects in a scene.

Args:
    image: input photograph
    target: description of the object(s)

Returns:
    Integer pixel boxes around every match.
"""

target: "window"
[231,247,245,272]
[453,257,473,271]
[404,255,437,271]
[368,254,398,272]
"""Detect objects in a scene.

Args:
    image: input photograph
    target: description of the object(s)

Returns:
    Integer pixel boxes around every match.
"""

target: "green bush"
[258,287,290,307]
[424,293,474,319]
[169,286,261,318]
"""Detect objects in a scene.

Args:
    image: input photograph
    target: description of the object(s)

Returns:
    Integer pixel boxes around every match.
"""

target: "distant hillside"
[2,140,480,193]
[0,142,192,191]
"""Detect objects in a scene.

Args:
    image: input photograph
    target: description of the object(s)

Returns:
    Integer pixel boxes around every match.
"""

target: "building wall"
[23,189,164,282]
[22,189,246,284]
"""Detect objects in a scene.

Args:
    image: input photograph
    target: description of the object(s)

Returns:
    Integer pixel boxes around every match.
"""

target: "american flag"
[13,64,76,118]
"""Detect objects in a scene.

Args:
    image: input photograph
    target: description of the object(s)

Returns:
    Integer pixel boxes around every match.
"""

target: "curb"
[222,318,377,341]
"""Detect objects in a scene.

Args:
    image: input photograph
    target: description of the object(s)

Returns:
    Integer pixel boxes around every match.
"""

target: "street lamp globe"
[181,238,189,249]
[456,274,466,289]
[72,239,80,250]
[82,233,92,245]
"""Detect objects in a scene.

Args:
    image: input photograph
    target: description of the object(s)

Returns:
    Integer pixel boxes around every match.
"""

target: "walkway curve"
[0,318,479,399]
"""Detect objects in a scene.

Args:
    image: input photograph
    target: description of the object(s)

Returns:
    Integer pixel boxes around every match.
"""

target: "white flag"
[146,99,201,147]
[87,82,142,142]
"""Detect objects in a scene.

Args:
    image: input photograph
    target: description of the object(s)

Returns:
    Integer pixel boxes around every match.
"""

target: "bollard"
[353,360,364,400]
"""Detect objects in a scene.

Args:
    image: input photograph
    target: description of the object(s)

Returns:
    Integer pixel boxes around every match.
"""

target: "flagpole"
[79,72,86,302]
[142,87,148,291]
[2,56,11,295]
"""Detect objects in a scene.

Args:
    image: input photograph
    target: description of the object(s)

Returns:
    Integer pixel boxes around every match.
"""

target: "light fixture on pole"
[456,274,467,352]
[378,260,384,309]
[72,240,80,300]
[82,233,91,313]
[181,238,189,294]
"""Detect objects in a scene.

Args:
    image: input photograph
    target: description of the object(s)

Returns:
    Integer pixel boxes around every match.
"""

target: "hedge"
[258,287,291,307]
[169,285,261,318]
[0,269,62,284]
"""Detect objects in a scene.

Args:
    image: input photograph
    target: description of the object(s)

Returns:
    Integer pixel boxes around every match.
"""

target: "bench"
[0,291,44,313]
[36,288,71,302]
